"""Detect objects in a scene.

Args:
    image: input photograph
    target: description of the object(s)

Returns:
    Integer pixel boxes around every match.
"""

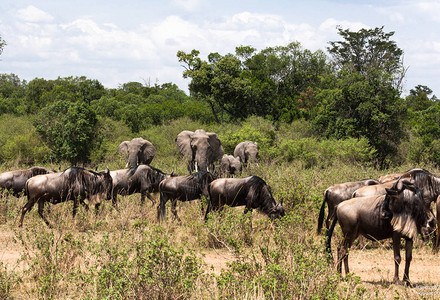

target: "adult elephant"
[234,141,259,165]
[176,129,223,173]
[117,138,156,168]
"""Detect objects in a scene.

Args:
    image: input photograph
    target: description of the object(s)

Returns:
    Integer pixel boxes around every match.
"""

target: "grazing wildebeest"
[352,180,397,198]
[157,171,217,222]
[317,179,380,234]
[326,179,433,286]
[111,165,173,206]
[0,166,55,197]
[205,176,285,221]
[19,167,113,227]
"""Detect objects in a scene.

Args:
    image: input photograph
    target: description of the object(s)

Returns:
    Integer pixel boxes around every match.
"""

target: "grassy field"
[1,117,440,299]
[1,158,439,299]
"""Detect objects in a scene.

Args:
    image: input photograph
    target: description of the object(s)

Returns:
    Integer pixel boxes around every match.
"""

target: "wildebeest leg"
[38,200,52,228]
[435,196,440,253]
[19,199,36,227]
[403,238,413,286]
[72,199,79,218]
[204,201,212,221]
[94,203,101,215]
[337,234,354,276]
[392,233,402,284]
[141,192,155,206]
[171,199,181,223]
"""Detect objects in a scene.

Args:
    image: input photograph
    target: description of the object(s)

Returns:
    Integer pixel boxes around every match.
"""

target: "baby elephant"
[220,154,241,177]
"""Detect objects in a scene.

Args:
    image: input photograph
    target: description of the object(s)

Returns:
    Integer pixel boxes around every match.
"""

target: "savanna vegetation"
[0,27,439,298]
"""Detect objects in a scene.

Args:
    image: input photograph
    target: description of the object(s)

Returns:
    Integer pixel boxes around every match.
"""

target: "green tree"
[327,26,406,91]
[405,85,437,113]
[34,101,97,164]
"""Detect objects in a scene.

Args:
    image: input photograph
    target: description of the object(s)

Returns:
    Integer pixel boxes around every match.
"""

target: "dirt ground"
[1,224,440,299]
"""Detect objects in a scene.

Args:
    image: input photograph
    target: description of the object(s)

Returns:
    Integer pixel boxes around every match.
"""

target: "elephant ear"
[176,130,194,159]
[206,131,224,161]
[138,138,156,165]
[117,141,130,157]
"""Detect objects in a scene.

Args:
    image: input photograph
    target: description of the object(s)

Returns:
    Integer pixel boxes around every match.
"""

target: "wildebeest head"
[255,178,285,220]
[384,179,432,240]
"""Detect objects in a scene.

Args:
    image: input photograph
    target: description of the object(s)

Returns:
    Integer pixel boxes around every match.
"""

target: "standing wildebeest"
[111,165,173,206]
[0,166,55,197]
[205,176,285,221]
[157,171,217,222]
[352,180,397,198]
[19,167,113,227]
[401,168,440,252]
[326,179,433,286]
[317,179,380,234]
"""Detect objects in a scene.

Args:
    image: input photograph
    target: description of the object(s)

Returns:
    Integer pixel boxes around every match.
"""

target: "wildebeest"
[205,176,285,221]
[326,179,433,286]
[317,179,380,234]
[157,171,217,222]
[352,180,397,198]
[377,168,423,183]
[111,165,173,207]
[19,167,113,227]
[401,168,440,252]
[0,166,55,197]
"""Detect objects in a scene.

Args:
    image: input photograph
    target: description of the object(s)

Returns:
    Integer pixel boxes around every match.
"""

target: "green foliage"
[219,116,276,157]
[278,137,375,168]
[34,100,97,164]
[0,114,49,166]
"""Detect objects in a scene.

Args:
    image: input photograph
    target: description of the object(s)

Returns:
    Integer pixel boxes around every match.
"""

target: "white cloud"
[16,5,54,23]
[172,0,205,11]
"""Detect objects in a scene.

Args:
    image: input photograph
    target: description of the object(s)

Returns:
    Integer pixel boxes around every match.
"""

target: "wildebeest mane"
[408,168,440,203]
[382,180,427,239]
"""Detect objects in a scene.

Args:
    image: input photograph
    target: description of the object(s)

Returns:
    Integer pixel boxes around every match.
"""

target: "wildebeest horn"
[106,166,110,173]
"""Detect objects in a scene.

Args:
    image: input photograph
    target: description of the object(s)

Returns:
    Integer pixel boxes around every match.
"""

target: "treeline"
[0,27,439,168]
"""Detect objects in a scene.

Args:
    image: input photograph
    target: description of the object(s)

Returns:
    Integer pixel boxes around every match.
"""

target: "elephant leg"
[392,233,402,284]
[38,200,52,228]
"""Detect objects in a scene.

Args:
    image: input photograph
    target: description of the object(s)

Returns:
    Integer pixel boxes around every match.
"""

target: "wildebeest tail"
[24,179,30,197]
[325,211,338,262]
[317,190,328,234]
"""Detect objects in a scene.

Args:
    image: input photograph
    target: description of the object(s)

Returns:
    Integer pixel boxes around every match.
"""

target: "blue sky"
[1,0,439,97]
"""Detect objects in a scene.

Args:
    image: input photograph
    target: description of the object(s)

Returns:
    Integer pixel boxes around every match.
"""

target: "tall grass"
[0,117,434,299]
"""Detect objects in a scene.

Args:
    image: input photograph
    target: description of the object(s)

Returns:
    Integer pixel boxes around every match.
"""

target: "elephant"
[220,154,241,177]
[234,141,259,166]
[117,138,156,168]
[176,129,223,173]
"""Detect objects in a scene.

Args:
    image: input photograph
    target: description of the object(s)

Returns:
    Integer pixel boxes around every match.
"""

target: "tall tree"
[327,26,406,91]
[313,27,407,168]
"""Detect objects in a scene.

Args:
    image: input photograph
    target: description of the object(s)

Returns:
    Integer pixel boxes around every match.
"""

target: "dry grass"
[0,162,439,299]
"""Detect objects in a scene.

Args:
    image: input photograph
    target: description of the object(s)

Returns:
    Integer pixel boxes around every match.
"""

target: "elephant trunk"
[195,155,208,172]
[128,152,138,168]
